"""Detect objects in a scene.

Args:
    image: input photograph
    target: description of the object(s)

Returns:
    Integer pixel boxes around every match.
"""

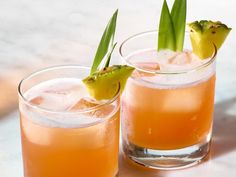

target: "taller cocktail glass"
[18,66,120,177]
[120,31,217,169]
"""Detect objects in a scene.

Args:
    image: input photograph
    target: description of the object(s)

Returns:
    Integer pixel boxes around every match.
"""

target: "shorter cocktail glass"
[119,31,217,169]
[18,66,120,177]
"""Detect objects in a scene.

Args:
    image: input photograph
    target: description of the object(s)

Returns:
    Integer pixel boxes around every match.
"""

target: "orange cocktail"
[18,66,120,177]
[119,31,217,169]
[122,72,215,150]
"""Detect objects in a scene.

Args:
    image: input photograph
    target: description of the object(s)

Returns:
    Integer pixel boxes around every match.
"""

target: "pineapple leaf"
[104,42,117,68]
[171,0,187,51]
[158,0,176,51]
[90,9,118,75]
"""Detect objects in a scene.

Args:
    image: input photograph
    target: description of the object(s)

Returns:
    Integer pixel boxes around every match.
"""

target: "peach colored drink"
[122,72,215,150]
[18,66,120,177]
[120,31,217,169]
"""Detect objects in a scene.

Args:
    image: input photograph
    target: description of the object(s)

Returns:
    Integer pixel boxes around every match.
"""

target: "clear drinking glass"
[119,31,217,169]
[18,66,120,177]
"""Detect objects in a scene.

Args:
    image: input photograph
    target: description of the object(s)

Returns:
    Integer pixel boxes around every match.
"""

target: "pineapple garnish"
[188,20,231,59]
[83,10,134,100]
[83,65,134,100]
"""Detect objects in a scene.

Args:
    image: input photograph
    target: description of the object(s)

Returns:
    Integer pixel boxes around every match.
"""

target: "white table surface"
[0,0,236,176]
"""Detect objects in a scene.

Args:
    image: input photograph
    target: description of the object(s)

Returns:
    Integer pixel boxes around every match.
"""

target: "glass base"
[122,139,211,170]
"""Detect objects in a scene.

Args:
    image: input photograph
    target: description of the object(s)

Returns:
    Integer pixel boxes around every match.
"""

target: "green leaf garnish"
[158,0,176,51]
[90,9,118,75]
[158,0,187,52]
[171,0,186,51]
[104,42,117,68]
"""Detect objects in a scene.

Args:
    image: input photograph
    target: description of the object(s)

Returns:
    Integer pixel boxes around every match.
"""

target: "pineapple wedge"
[188,20,231,59]
[83,65,134,100]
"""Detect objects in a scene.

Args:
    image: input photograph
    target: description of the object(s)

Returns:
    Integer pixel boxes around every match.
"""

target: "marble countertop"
[0,0,236,176]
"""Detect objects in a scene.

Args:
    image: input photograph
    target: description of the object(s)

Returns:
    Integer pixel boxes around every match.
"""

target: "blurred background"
[0,0,235,176]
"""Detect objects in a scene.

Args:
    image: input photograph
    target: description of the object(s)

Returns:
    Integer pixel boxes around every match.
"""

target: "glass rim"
[119,30,217,75]
[18,65,120,115]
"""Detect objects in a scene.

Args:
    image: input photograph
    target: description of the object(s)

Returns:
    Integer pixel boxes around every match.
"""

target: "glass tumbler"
[18,66,120,177]
[119,31,217,169]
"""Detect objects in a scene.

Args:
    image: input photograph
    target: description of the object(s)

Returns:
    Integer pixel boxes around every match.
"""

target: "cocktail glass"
[18,66,120,177]
[119,31,217,169]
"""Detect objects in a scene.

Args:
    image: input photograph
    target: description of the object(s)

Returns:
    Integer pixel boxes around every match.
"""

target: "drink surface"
[20,78,119,177]
[126,49,214,86]
[122,49,215,150]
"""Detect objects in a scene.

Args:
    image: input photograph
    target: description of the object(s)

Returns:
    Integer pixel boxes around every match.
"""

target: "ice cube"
[30,96,44,105]
[34,92,71,111]
[33,84,88,111]
[132,62,160,78]
[69,97,115,118]
[70,97,99,110]
[167,51,192,65]
[135,62,161,71]
[161,88,203,113]
[27,87,86,111]
[159,51,205,72]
